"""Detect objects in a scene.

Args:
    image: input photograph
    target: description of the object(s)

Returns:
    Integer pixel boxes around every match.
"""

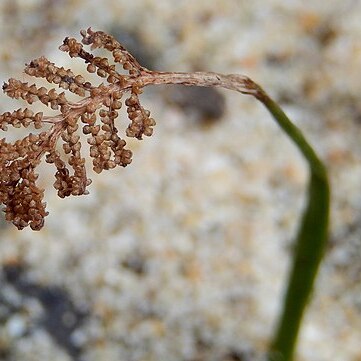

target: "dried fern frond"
[0,28,260,231]
[0,28,330,361]
[0,28,156,230]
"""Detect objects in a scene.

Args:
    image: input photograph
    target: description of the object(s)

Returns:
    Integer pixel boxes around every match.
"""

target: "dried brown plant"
[0,28,259,231]
[0,28,331,361]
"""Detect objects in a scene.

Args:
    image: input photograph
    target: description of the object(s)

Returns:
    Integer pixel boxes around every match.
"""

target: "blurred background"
[0,1,360,360]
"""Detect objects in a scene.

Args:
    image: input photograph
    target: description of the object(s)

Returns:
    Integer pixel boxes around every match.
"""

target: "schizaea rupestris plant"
[0,28,329,361]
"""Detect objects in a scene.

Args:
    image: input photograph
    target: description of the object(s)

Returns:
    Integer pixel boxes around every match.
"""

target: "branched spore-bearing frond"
[0,29,331,361]
[0,28,155,230]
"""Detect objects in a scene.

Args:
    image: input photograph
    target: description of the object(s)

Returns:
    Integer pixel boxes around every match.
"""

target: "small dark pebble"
[165,85,226,125]
[2,262,88,361]
[109,25,158,70]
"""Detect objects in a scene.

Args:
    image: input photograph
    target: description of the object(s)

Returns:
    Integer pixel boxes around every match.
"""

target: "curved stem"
[138,71,330,361]
[111,69,329,360]
[260,95,330,361]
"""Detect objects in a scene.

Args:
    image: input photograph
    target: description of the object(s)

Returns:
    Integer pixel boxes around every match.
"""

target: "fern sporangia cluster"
[0,29,157,230]
[0,28,260,231]
[0,28,330,361]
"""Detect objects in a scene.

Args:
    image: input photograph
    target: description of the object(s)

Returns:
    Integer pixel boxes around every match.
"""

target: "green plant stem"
[259,94,330,361]
[138,70,330,360]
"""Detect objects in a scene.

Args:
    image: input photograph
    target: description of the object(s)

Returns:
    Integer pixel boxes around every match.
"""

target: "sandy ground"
[0,1,360,360]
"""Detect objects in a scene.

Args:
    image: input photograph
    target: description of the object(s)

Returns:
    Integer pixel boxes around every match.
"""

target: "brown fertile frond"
[0,27,258,231]
[0,28,155,230]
